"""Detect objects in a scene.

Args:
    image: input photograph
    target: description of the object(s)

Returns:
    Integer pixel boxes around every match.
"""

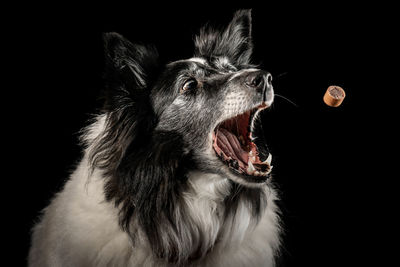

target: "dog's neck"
[171,171,267,261]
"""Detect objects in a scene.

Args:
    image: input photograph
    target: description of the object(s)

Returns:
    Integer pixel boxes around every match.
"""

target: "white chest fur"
[29,117,280,267]
[29,165,280,266]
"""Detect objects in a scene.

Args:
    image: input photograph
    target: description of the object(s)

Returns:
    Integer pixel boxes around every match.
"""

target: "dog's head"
[99,9,273,189]
[90,9,275,262]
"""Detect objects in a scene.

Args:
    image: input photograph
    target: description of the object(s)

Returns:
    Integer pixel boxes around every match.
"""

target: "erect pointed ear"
[194,9,253,67]
[103,32,159,94]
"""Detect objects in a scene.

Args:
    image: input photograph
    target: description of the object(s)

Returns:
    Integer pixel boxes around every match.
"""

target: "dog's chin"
[211,102,273,187]
[223,169,271,188]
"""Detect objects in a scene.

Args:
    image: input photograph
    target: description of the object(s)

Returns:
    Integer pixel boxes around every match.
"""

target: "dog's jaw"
[212,72,275,183]
[206,105,274,188]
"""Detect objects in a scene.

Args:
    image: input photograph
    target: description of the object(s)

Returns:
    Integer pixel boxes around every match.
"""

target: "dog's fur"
[29,10,281,267]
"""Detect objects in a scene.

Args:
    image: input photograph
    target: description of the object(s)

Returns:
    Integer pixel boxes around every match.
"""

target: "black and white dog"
[29,9,281,267]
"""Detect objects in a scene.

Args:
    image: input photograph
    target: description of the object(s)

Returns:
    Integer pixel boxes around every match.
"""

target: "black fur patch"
[88,10,272,265]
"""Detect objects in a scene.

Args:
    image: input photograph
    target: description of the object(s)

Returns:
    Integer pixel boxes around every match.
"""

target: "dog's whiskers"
[274,94,299,107]
[274,72,288,79]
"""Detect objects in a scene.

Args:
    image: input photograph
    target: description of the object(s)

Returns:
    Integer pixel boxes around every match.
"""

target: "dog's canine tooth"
[266,165,273,174]
[264,153,272,165]
[247,160,255,173]
[249,150,256,161]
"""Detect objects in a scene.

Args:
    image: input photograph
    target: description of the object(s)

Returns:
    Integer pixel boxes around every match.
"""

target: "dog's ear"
[88,33,159,179]
[103,32,159,107]
[194,9,253,67]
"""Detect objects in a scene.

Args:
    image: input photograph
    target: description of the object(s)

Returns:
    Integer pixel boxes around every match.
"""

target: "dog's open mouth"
[212,104,272,180]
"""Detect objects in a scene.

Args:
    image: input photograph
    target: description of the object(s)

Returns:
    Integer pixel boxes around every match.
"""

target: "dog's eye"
[181,79,198,93]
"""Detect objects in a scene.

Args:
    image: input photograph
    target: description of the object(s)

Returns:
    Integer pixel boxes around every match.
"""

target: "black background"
[8,2,387,266]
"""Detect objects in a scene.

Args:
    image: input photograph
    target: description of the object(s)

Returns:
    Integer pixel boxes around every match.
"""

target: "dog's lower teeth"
[247,161,255,173]
[265,166,273,175]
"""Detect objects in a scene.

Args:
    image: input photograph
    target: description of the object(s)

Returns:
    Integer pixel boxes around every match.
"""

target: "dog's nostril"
[246,73,265,89]
[252,76,263,87]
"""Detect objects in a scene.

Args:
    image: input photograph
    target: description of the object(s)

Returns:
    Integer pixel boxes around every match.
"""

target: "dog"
[29,9,281,267]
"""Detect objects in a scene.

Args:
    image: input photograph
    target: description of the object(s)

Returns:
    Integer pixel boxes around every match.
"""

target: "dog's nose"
[245,71,272,92]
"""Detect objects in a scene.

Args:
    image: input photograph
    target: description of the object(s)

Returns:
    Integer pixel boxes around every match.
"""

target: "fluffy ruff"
[29,9,281,267]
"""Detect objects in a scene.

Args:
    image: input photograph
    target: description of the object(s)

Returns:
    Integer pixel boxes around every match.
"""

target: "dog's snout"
[244,71,272,91]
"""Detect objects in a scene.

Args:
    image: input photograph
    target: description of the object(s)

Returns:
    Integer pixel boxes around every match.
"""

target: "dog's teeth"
[249,150,256,161]
[267,153,272,164]
[264,153,272,165]
[259,165,274,176]
[266,166,273,174]
[254,171,260,176]
[247,161,255,173]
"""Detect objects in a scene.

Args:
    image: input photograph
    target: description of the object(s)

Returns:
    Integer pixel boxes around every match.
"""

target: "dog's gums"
[212,103,272,178]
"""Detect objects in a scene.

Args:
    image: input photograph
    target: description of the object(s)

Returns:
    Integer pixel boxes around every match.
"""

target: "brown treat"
[323,86,345,107]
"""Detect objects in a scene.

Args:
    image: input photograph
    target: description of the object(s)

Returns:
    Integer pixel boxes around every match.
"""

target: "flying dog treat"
[323,86,345,107]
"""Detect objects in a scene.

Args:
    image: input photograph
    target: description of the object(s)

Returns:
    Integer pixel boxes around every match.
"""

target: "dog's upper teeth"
[247,160,255,174]
[248,151,256,162]
[264,153,272,165]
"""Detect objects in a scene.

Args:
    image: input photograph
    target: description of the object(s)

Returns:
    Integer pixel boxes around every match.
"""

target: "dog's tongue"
[216,128,249,165]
